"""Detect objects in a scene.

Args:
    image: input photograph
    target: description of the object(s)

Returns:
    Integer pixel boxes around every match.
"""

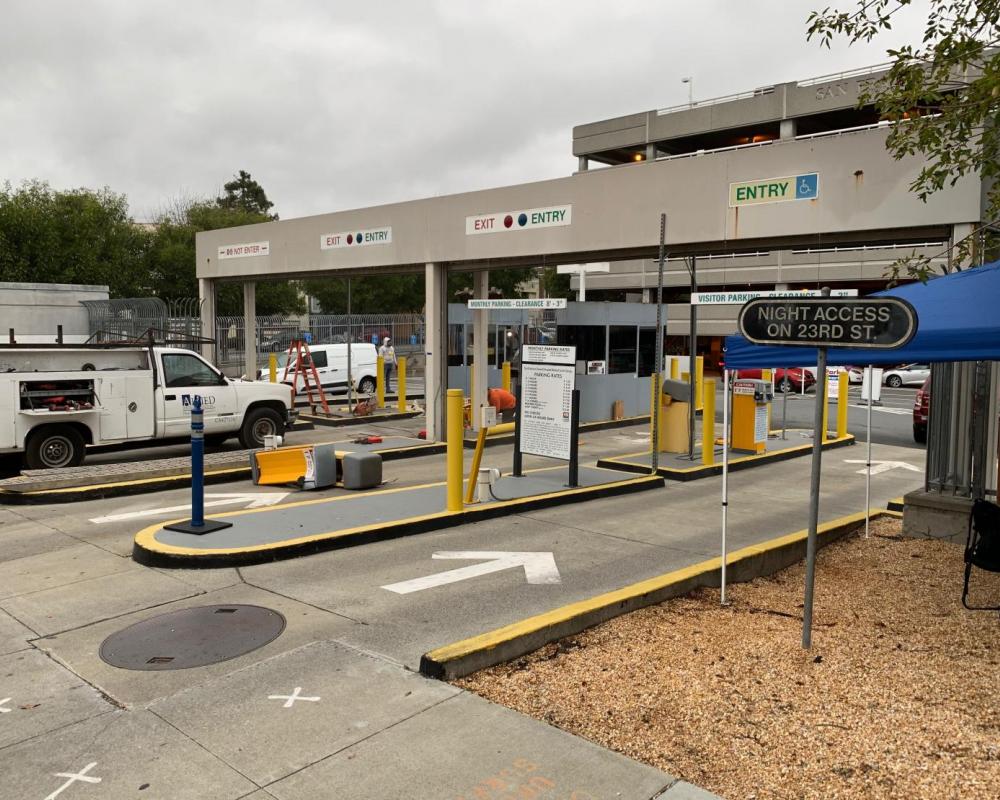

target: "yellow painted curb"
[134,465,662,561]
[423,507,885,676]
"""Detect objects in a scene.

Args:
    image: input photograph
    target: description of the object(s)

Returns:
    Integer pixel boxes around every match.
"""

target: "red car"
[733,367,816,393]
[913,377,929,444]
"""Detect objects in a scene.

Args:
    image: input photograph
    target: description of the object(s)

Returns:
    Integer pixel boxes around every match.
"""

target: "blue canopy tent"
[723,259,1000,368]
[713,261,1000,611]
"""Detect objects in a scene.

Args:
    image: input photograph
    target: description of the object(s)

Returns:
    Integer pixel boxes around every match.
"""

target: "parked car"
[846,366,864,384]
[257,342,379,395]
[913,377,929,444]
[884,363,931,388]
[733,367,815,393]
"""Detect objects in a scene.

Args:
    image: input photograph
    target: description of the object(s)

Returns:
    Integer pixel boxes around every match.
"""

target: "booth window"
[637,327,659,376]
[557,325,605,363]
[609,326,638,374]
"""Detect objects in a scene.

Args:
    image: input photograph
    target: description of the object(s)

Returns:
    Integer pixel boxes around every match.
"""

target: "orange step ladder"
[281,339,331,415]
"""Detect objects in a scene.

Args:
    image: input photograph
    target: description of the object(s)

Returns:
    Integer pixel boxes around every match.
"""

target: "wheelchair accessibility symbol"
[794,173,819,199]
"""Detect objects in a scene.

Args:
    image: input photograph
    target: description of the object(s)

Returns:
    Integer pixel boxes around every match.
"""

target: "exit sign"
[729,173,819,207]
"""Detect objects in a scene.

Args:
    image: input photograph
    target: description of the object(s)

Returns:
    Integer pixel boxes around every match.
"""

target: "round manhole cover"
[100,605,286,671]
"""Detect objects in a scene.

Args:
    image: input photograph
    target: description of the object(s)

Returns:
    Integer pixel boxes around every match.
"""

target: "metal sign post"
[801,343,827,648]
[651,214,666,474]
[567,389,580,487]
[721,368,730,605]
[736,291,918,648]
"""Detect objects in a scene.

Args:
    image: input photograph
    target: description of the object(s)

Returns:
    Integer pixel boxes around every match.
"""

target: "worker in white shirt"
[379,337,396,391]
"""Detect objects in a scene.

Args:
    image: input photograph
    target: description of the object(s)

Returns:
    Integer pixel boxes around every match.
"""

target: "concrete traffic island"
[598,429,856,481]
[132,465,663,568]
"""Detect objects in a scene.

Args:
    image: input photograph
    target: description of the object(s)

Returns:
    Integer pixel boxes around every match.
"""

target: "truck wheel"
[358,377,377,394]
[239,407,283,449]
[26,426,85,469]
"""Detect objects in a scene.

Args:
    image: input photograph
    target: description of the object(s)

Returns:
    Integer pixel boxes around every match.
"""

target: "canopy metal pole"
[865,365,873,537]
[721,368,730,605]
[651,213,667,474]
[781,371,788,439]
[347,277,353,411]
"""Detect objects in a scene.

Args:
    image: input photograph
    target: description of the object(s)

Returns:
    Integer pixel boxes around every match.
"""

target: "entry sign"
[738,297,917,350]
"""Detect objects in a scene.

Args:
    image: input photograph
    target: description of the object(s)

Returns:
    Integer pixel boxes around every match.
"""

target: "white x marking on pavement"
[44,762,102,800]
[267,687,321,708]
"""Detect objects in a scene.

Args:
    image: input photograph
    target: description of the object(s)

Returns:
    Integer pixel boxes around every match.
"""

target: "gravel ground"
[459,519,1000,799]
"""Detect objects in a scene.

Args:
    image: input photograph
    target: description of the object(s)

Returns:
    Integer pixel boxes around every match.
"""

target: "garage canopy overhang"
[724,260,1000,368]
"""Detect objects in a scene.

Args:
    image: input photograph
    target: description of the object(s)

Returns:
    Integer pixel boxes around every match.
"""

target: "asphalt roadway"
[0,418,925,798]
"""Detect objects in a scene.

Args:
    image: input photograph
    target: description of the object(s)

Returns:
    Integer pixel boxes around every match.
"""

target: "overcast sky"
[0,1,928,221]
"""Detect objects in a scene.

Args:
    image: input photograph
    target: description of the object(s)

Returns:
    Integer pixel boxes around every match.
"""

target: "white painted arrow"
[382,551,561,595]
[844,459,922,476]
[89,492,289,524]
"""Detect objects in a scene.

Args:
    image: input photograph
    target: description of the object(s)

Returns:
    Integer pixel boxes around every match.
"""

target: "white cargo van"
[0,344,297,469]
[264,343,380,395]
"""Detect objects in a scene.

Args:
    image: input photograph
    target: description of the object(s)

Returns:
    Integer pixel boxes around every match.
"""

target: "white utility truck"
[0,343,297,469]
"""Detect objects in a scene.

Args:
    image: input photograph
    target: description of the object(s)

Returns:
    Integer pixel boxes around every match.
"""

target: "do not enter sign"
[737,296,917,349]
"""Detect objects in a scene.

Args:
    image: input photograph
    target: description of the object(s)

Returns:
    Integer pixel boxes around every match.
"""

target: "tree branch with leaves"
[808,0,1000,280]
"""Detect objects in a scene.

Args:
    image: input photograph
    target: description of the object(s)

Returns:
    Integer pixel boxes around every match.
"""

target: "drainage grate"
[99,604,286,671]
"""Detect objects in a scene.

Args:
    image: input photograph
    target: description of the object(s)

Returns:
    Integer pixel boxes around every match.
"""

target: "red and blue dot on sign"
[502,213,529,229]
[346,233,364,244]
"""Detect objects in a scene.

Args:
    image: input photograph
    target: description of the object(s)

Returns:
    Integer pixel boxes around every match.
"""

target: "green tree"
[540,266,572,298]
[808,0,1000,279]
[147,178,302,316]
[0,181,150,295]
[217,170,277,219]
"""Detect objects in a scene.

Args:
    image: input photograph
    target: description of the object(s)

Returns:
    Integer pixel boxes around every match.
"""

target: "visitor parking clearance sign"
[466,205,572,235]
[729,173,819,207]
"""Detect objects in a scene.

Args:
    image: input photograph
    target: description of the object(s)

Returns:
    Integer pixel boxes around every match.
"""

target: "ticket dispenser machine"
[658,378,691,454]
[731,379,773,454]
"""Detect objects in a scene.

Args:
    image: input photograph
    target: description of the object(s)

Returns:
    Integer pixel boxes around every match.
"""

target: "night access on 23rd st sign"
[737,297,918,349]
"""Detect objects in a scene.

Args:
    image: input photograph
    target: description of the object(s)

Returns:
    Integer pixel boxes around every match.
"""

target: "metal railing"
[84,297,203,342]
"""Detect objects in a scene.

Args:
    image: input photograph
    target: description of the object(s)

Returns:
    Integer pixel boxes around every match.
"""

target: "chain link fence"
[216,313,425,373]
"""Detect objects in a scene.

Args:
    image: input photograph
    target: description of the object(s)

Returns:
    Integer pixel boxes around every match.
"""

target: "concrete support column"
[198,278,217,364]
[424,262,448,442]
[243,281,256,379]
[472,270,489,431]
[952,222,976,269]
[780,119,796,140]
[577,156,588,172]
[645,143,657,162]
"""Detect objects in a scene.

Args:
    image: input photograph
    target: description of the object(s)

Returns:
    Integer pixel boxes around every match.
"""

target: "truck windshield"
[162,354,222,388]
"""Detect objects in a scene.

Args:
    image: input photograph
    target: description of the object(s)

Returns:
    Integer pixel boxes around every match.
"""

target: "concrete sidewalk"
[0,436,924,797]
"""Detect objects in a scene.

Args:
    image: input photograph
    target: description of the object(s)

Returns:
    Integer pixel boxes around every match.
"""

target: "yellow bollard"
[670,358,679,380]
[465,427,488,505]
[695,356,704,412]
[501,361,511,393]
[397,357,407,412]
[702,379,715,465]
[821,373,830,443]
[649,372,662,451]
[762,368,772,434]
[376,355,385,408]
[269,353,277,383]
[837,371,849,439]
[447,389,464,512]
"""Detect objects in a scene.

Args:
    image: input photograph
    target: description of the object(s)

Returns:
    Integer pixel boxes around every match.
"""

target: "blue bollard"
[164,394,232,535]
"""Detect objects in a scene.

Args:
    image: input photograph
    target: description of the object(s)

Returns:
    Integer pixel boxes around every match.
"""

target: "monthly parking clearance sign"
[466,205,572,235]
